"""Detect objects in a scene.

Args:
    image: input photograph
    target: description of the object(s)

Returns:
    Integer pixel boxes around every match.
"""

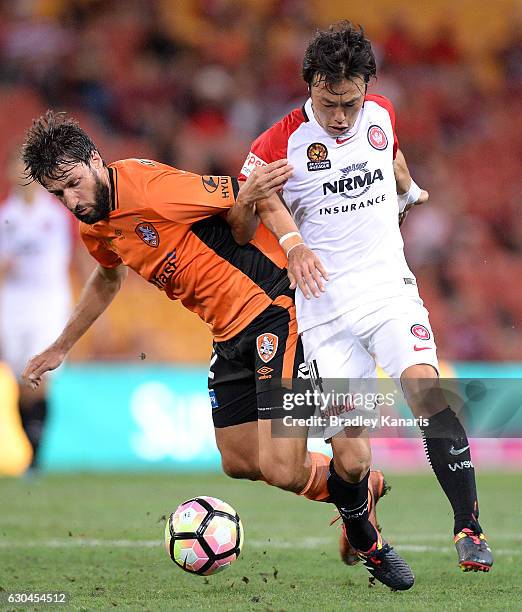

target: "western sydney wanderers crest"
[135,222,159,247]
[307,143,331,171]
[256,333,279,363]
[368,125,388,150]
[411,324,430,340]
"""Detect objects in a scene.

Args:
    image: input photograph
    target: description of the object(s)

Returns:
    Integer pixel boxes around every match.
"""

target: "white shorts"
[301,296,439,439]
[0,301,70,379]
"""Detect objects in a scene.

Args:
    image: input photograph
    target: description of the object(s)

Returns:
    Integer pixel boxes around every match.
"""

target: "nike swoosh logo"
[449,445,470,456]
[413,345,431,351]
[336,136,352,144]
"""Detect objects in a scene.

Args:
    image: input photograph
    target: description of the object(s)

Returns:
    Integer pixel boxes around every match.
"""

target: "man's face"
[310,76,366,138]
[43,152,110,224]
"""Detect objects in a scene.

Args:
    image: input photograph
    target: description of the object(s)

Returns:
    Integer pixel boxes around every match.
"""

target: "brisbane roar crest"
[135,222,160,247]
[256,333,279,363]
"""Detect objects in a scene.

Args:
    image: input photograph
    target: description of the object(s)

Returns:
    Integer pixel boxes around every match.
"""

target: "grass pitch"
[0,472,520,611]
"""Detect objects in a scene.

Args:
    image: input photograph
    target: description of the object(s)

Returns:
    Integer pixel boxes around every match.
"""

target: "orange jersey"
[80,159,288,341]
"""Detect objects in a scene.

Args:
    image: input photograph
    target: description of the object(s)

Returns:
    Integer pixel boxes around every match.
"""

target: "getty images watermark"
[280,388,429,430]
[262,377,522,438]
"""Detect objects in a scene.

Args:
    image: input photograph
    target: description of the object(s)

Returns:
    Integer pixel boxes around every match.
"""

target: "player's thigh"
[364,297,439,380]
[0,322,29,379]
[252,303,310,490]
[301,314,377,441]
[1,310,69,379]
[208,346,260,479]
[301,312,376,378]
[254,302,305,416]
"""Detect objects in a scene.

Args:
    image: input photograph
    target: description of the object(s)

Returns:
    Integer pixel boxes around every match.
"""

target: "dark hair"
[302,21,377,89]
[22,110,98,184]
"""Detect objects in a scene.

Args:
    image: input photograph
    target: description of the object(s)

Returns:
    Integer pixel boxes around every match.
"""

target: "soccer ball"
[164,496,243,575]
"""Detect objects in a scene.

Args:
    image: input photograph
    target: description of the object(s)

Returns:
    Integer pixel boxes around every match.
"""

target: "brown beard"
[73,172,111,224]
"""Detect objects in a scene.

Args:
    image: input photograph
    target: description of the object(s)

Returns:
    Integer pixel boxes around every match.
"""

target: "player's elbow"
[231,227,252,246]
[98,263,127,289]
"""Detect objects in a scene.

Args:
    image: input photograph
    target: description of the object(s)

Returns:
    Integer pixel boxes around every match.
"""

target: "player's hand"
[22,344,67,389]
[238,159,293,206]
[287,244,329,299]
[399,189,429,226]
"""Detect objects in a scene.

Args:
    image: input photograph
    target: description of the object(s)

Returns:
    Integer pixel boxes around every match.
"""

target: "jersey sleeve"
[239,134,274,180]
[239,113,299,180]
[145,168,239,224]
[80,225,123,269]
[239,108,305,180]
[365,94,399,159]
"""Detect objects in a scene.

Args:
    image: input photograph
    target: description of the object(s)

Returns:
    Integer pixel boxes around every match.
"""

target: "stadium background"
[0,0,521,474]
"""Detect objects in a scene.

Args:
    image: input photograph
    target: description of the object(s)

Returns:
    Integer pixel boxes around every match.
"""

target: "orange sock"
[299,452,331,502]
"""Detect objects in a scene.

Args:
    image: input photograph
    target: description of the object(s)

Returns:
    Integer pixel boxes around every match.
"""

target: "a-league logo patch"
[135,222,159,248]
[256,333,279,363]
[411,324,431,341]
[307,142,331,171]
[368,125,388,150]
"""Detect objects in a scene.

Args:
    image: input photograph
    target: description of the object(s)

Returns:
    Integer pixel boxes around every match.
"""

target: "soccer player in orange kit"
[21,110,402,590]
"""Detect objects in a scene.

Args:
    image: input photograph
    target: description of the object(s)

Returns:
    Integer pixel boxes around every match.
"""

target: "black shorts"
[209,301,305,428]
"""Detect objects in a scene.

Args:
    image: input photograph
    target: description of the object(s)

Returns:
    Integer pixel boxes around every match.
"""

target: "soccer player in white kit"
[239,22,493,574]
[0,153,73,469]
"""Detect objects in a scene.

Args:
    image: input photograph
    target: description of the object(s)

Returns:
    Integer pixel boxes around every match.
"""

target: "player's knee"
[402,364,438,380]
[332,453,371,484]
[221,455,260,481]
[401,366,445,417]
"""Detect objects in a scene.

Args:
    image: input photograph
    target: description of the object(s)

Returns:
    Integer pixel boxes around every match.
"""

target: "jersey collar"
[107,166,119,212]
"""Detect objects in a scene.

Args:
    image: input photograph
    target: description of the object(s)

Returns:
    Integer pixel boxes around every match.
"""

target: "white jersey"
[0,189,73,324]
[240,95,419,332]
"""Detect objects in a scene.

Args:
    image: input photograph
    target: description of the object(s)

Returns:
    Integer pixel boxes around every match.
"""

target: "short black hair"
[22,110,98,184]
[302,21,377,89]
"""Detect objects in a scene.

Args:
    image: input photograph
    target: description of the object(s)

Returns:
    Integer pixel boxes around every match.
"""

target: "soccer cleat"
[336,470,390,565]
[358,533,415,591]
[454,529,493,572]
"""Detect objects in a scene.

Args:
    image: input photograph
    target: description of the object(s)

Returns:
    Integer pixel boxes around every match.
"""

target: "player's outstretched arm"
[256,195,329,299]
[22,263,127,389]
[228,159,293,245]
[394,149,429,226]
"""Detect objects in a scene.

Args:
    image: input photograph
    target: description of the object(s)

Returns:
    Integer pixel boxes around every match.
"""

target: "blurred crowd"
[0,0,520,362]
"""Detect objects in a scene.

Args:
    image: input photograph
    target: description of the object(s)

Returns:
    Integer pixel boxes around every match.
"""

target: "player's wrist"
[286,242,306,257]
[397,179,422,212]
[235,186,257,209]
[52,336,72,355]
[279,232,304,256]
[397,179,422,213]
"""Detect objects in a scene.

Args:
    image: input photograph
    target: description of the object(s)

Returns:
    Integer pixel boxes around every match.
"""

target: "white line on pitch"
[0,538,518,555]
